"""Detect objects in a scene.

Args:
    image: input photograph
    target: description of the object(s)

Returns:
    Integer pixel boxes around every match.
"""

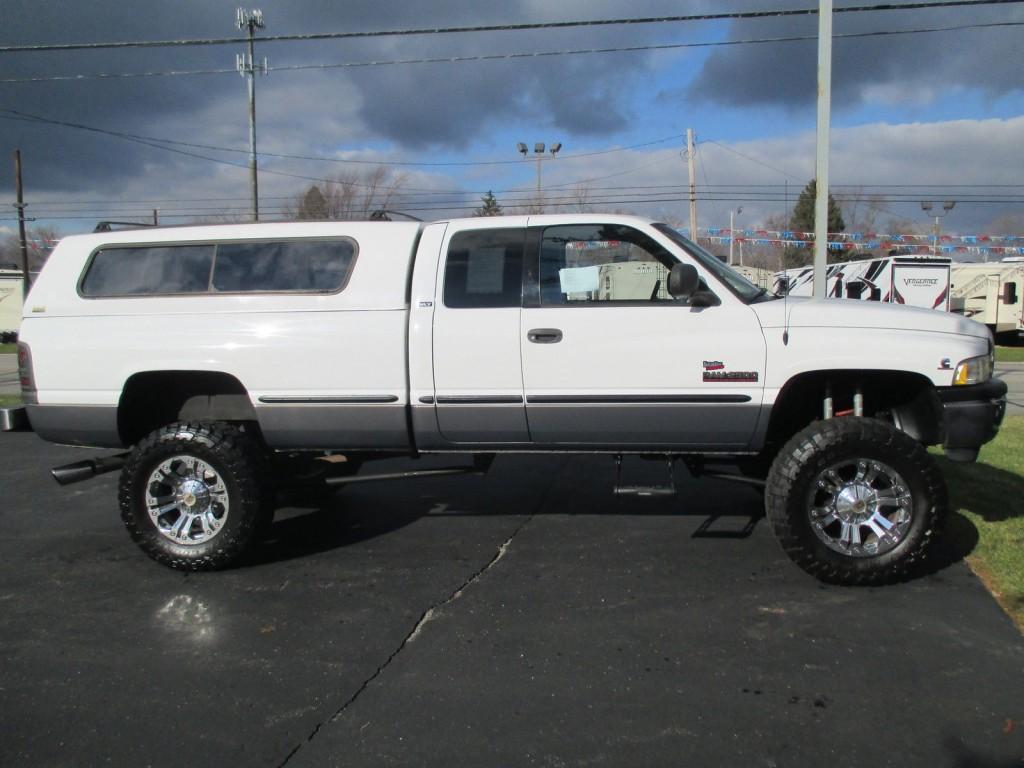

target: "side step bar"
[325,454,495,487]
[51,453,129,486]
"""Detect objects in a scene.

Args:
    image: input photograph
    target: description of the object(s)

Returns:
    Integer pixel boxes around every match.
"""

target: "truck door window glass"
[539,224,676,305]
[81,245,214,297]
[212,240,355,293]
[443,229,524,308]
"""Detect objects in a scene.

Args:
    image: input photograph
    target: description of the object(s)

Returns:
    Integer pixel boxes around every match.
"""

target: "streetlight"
[518,141,561,213]
[729,207,743,265]
[921,200,955,258]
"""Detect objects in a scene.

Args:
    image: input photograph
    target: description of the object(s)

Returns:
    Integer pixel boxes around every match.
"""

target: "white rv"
[777,255,952,311]
[0,269,23,342]
[949,262,1023,342]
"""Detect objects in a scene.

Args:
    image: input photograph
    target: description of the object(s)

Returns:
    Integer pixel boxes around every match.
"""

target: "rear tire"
[119,422,271,570]
[765,417,947,585]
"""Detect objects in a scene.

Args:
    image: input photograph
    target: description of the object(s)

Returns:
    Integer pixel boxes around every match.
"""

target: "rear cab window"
[442,229,525,309]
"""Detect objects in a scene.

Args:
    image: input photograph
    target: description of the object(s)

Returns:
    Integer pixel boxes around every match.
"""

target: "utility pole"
[13,150,30,297]
[236,9,266,222]
[686,129,698,241]
[812,0,833,300]
[729,207,743,265]
[152,209,159,226]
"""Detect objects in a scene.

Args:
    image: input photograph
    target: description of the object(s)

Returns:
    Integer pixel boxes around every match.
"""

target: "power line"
[0,108,683,169]
[2,20,1022,83]
[1,1,1021,54]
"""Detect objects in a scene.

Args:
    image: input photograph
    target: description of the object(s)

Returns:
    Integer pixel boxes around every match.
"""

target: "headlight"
[953,352,993,385]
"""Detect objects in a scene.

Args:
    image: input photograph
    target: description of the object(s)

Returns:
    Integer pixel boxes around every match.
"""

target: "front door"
[520,222,766,449]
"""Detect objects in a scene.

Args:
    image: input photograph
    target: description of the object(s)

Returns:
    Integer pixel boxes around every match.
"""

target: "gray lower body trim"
[255,404,410,450]
[525,403,760,449]
[27,404,123,448]
[437,404,531,443]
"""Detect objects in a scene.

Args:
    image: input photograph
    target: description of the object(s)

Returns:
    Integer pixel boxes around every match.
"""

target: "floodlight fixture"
[517,142,528,155]
[534,143,545,154]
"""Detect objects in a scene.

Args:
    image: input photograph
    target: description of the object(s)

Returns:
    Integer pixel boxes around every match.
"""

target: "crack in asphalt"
[275,488,553,767]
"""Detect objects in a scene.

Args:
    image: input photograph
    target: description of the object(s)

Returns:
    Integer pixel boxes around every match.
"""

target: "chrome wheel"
[145,455,230,546]
[807,458,913,558]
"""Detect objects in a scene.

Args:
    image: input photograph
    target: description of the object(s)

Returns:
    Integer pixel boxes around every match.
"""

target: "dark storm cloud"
[688,3,1024,109]
[0,0,700,196]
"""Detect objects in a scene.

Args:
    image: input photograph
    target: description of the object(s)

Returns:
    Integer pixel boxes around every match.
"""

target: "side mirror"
[668,263,699,299]
[1003,281,1018,305]
[689,290,721,308]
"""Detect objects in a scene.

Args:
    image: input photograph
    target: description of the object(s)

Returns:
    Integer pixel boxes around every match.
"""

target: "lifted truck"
[9,215,1007,583]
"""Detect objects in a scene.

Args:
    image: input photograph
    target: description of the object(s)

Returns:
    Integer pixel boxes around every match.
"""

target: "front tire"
[765,417,947,585]
[119,422,270,570]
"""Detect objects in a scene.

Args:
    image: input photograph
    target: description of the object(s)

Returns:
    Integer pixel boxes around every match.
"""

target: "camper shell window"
[79,238,358,298]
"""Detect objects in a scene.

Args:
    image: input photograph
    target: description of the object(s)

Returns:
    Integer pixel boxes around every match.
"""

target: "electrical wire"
[1,0,1020,53]
[2,21,1022,83]
[0,107,682,168]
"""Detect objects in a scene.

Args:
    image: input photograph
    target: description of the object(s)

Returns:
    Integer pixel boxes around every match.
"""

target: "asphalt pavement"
[1,432,1022,767]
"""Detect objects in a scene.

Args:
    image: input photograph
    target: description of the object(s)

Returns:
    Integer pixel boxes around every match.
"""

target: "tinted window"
[540,224,675,306]
[81,245,213,297]
[81,239,357,297]
[443,229,524,309]
[212,240,355,292]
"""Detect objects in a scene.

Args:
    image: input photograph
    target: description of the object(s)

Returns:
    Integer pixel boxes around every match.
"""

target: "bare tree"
[285,167,409,221]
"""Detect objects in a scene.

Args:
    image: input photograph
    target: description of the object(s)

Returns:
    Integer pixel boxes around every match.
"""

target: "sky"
[0,0,1022,242]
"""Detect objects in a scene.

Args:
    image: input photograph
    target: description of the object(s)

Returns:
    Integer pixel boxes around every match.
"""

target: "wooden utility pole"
[13,150,30,297]
[687,129,698,241]
[236,9,266,222]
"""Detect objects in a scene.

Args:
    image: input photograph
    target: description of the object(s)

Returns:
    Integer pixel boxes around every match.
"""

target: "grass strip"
[935,414,1024,631]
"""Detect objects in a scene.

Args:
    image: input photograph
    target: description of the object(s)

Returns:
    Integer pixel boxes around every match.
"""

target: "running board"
[51,453,129,486]
[613,455,677,498]
[324,454,495,487]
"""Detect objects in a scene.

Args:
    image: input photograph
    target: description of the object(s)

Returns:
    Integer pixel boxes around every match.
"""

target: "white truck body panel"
[17,214,994,453]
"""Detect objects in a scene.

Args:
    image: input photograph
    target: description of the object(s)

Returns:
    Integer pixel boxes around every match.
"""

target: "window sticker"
[558,265,601,294]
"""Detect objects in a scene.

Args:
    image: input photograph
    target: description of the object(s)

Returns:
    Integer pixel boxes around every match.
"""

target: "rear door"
[430,224,530,443]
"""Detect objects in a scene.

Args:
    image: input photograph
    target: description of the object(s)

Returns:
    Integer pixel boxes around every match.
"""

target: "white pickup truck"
[10,214,1007,583]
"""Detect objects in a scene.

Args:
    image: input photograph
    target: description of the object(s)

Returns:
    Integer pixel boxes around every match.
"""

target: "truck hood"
[751,297,990,339]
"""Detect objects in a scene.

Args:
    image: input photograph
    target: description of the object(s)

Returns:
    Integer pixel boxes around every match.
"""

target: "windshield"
[653,223,769,303]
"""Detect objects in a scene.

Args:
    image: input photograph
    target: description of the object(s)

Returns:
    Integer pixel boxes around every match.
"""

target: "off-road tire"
[119,422,271,570]
[765,417,947,585]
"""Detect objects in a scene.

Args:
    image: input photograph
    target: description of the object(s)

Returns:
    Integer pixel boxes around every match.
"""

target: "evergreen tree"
[298,185,329,220]
[785,179,846,267]
[474,190,503,217]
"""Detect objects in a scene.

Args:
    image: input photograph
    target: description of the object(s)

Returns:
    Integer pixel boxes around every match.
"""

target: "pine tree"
[298,185,330,220]
[474,190,503,217]
[785,179,846,267]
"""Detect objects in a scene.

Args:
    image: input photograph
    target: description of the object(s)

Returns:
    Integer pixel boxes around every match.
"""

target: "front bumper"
[936,378,1008,462]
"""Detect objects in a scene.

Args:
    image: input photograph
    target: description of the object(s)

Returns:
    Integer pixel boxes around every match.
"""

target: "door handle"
[528,328,563,344]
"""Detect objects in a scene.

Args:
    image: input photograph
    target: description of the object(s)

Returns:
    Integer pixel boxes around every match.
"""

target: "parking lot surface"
[2,432,1023,767]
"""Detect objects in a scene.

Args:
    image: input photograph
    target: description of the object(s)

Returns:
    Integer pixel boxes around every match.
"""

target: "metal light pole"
[518,141,561,213]
[236,9,266,222]
[729,207,743,265]
[921,201,956,258]
[812,0,833,299]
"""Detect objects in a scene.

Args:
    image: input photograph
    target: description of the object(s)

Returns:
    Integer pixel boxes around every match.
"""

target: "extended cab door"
[520,221,766,449]
[427,222,530,443]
